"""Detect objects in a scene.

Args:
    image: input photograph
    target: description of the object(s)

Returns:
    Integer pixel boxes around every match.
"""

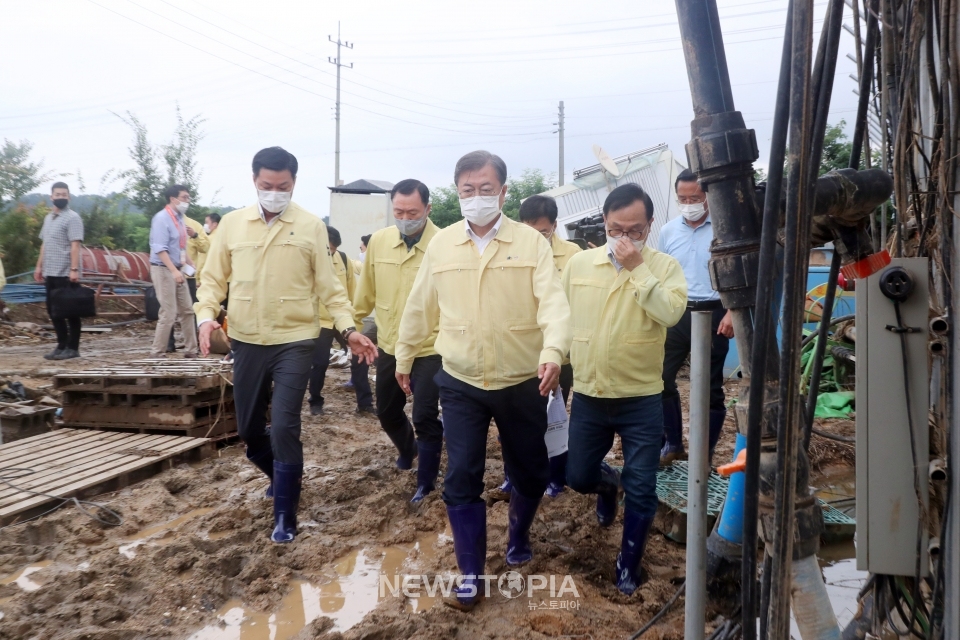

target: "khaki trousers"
[151,265,198,355]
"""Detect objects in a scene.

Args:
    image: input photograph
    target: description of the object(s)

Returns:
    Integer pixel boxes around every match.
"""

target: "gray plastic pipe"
[790,554,841,640]
[685,310,712,640]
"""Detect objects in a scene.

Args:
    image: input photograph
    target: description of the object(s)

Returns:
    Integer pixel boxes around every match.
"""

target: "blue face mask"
[395,216,426,237]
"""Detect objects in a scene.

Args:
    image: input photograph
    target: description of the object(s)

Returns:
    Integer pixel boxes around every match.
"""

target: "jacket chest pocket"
[229,242,261,283]
[431,262,477,296]
[275,240,315,291]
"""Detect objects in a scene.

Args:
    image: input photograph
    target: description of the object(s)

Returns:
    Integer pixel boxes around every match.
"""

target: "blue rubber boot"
[708,408,727,463]
[659,395,685,467]
[615,508,654,595]
[245,443,274,498]
[270,461,302,544]
[596,461,621,528]
[506,489,541,566]
[545,452,568,498]
[444,502,487,611]
[411,440,443,503]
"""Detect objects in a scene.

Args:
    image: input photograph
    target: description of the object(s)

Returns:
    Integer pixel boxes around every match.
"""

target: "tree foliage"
[0,202,46,276]
[429,168,558,229]
[116,106,208,217]
[0,139,54,210]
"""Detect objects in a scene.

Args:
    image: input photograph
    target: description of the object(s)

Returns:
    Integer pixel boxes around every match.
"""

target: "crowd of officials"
[26,146,731,610]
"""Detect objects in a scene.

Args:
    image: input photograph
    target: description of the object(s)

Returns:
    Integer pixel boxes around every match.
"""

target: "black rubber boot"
[506,489,541,566]
[411,440,442,503]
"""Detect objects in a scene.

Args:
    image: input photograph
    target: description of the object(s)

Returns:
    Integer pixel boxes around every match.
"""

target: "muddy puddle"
[187,529,451,639]
[119,508,215,558]
[0,560,52,593]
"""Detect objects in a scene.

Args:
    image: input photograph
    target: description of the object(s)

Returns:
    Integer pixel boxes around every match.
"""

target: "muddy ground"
[0,308,856,640]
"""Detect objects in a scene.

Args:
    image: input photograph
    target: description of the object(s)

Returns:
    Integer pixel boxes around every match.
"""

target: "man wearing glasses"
[563,183,687,595]
[395,150,571,610]
[658,169,734,466]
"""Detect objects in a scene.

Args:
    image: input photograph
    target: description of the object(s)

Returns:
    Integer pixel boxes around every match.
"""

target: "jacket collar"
[455,215,514,246]
[244,201,302,222]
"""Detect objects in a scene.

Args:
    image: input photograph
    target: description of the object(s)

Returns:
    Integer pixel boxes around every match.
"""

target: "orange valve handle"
[717,448,747,477]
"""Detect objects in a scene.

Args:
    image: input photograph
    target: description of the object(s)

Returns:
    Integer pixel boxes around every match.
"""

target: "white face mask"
[458,188,503,227]
[358,250,366,262]
[395,216,427,237]
[678,202,708,222]
[202,223,210,233]
[175,200,190,215]
[258,189,292,215]
[606,234,645,255]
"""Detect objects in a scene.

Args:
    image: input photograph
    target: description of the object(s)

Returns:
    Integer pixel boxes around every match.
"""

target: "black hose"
[849,0,880,169]
[768,0,816,634]
[803,250,842,452]
[741,5,794,638]
[626,581,685,639]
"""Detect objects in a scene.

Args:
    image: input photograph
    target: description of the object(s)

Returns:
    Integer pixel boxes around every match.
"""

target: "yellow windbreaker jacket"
[352,221,439,356]
[395,216,572,390]
[562,246,687,398]
[195,202,356,345]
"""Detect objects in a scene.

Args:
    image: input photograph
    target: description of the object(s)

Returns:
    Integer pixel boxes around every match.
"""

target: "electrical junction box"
[856,257,929,576]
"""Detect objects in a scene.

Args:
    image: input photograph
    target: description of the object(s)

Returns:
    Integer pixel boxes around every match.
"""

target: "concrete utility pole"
[557,101,565,186]
[328,22,353,188]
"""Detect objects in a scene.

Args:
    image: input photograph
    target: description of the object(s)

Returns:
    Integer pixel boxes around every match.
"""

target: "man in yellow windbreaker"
[563,183,687,596]
[196,147,376,545]
[307,225,373,415]
[395,151,571,611]
[352,179,442,503]
[501,193,582,499]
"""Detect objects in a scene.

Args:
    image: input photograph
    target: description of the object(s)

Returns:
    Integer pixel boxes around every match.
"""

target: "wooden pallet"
[65,416,237,440]
[0,428,213,526]
[54,359,232,394]
[62,397,234,428]
[1,405,57,443]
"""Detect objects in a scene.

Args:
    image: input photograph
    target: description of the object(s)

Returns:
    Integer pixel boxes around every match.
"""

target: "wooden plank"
[0,434,183,504]
[0,434,206,509]
[0,435,210,523]
[0,429,115,464]
[0,428,136,464]
[0,433,180,504]
[0,429,73,455]
[0,440,212,526]
[66,417,236,439]
[0,432,174,497]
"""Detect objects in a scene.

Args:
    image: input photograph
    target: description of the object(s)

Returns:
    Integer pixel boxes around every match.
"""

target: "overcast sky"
[2,0,862,219]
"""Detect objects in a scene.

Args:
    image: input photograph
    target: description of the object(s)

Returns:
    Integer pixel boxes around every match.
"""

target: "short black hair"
[391,179,429,206]
[164,184,189,203]
[252,146,298,179]
[326,226,341,247]
[360,234,372,247]
[675,168,700,191]
[51,181,69,193]
[454,150,507,187]
[206,213,221,224]
[603,183,655,221]
[519,195,558,224]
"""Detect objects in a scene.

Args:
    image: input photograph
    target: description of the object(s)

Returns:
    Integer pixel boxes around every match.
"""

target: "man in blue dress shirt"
[657,169,734,465]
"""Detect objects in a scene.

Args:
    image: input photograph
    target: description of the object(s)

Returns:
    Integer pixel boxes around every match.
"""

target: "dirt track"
[0,319,855,640]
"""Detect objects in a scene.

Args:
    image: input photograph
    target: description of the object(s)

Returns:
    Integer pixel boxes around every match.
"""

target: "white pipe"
[790,554,841,640]
[684,310,712,640]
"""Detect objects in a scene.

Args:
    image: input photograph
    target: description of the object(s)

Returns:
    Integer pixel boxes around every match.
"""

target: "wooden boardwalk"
[0,428,213,526]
